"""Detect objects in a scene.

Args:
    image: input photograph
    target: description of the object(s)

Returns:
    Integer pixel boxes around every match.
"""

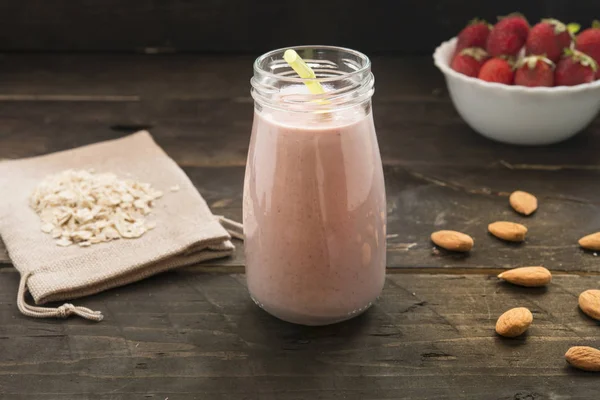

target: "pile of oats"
[30,169,163,247]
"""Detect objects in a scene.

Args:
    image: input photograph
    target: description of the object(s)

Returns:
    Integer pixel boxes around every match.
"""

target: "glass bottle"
[244,46,386,325]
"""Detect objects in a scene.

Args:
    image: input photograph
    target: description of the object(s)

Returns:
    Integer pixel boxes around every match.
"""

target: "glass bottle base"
[250,295,376,326]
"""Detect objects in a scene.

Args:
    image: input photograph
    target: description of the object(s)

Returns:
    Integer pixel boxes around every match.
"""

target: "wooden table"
[1,54,599,399]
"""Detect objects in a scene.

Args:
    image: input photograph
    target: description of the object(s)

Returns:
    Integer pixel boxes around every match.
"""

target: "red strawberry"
[526,19,580,62]
[514,55,555,87]
[487,13,530,57]
[478,58,515,84]
[576,20,600,79]
[456,18,493,55]
[451,48,490,77]
[555,49,598,86]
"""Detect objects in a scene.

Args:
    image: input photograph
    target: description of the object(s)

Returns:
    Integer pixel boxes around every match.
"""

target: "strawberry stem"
[542,18,567,34]
[567,23,581,35]
[468,17,492,29]
[566,49,598,72]
[459,47,489,62]
[517,55,555,70]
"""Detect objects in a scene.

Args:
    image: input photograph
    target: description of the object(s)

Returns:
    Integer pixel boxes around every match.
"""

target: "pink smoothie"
[243,103,386,326]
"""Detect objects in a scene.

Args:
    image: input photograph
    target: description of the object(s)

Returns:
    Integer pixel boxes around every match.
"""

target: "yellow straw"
[283,49,326,95]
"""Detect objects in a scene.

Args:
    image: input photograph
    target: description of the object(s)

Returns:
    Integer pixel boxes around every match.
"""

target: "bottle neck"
[251,46,375,114]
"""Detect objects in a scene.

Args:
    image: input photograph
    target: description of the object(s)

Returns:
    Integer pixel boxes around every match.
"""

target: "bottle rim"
[253,45,372,84]
[251,45,374,113]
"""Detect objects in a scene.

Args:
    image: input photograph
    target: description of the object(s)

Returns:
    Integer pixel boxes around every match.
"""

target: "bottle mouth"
[251,45,374,113]
[253,45,371,84]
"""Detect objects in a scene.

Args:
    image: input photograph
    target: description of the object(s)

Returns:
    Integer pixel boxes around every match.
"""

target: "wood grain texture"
[0,54,598,169]
[0,0,599,53]
[1,269,600,399]
[3,164,600,273]
[1,55,600,274]
[2,54,600,399]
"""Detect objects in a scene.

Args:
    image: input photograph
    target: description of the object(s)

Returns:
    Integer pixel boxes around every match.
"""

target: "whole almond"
[431,230,473,252]
[495,307,533,338]
[497,266,552,287]
[565,346,600,372]
[578,232,600,251]
[488,221,528,242]
[578,289,600,320]
[509,190,538,216]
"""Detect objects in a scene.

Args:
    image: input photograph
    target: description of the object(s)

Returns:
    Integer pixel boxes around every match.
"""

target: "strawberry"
[487,13,530,57]
[451,48,490,77]
[478,58,514,84]
[455,18,493,55]
[514,55,555,87]
[555,49,598,86]
[526,19,580,62]
[576,20,600,79]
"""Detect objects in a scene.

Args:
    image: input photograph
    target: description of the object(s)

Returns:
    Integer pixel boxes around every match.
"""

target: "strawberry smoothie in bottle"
[244,46,386,326]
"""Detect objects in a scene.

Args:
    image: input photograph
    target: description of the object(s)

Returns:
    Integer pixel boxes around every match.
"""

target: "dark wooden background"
[1,0,599,54]
[2,2,600,398]
[2,50,600,399]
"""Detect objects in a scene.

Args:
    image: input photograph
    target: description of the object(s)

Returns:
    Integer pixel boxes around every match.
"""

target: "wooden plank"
[0,54,254,99]
[3,165,600,273]
[0,97,599,168]
[0,54,444,100]
[0,55,598,169]
[1,269,599,398]
[1,54,600,272]
[1,1,599,53]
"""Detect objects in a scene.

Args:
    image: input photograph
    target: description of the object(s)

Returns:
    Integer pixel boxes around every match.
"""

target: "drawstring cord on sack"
[17,272,104,322]
[15,217,243,322]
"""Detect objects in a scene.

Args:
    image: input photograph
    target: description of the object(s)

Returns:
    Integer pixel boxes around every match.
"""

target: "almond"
[488,221,527,242]
[509,190,538,216]
[578,232,600,251]
[497,266,552,287]
[578,289,600,321]
[565,346,600,372]
[495,307,533,338]
[430,230,473,252]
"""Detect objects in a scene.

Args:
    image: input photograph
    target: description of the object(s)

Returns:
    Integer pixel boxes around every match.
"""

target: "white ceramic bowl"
[433,37,600,145]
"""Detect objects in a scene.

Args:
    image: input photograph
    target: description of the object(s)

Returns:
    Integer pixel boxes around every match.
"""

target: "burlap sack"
[0,131,242,321]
